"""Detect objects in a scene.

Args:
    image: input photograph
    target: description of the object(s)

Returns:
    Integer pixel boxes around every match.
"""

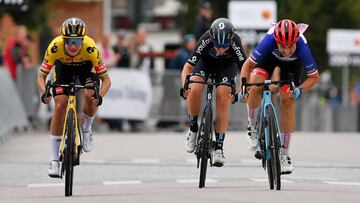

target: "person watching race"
[180,18,247,167]
[239,19,320,174]
[37,17,111,178]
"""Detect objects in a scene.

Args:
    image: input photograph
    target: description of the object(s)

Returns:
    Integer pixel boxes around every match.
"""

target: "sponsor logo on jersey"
[195,38,211,55]
[51,45,58,53]
[231,41,245,62]
[87,47,95,53]
[189,56,197,63]
[55,87,64,94]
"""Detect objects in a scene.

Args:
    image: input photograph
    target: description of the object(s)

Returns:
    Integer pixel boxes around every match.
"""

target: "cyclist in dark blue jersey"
[239,19,320,174]
[180,18,247,167]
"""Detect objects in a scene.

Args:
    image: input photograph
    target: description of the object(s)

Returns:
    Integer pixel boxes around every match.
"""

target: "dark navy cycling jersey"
[249,27,318,76]
[186,31,246,70]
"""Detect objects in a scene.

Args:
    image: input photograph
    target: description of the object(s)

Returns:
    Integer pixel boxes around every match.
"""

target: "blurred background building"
[0,0,359,139]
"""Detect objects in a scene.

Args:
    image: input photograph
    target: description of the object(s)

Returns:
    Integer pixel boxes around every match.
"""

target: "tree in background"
[278,0,360,71]
[1,0,54,32]
[1,0,54,61]
[177,0,230,35]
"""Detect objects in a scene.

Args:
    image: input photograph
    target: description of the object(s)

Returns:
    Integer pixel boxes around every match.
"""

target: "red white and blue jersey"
[249,27,318,76]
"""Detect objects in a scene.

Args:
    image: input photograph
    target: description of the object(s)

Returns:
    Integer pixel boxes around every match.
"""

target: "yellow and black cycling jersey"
[39,35,108,78]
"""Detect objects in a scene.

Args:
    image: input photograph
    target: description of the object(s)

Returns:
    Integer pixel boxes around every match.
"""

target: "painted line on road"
[176,179,218,183]
[241,159,260,164]
[103,180,142,185]
[186,158,197,163]
[82,159,107,164]
[250,178,293,183]
[131,159,160,164]
[323,181,360,186]
[28,183,65,188]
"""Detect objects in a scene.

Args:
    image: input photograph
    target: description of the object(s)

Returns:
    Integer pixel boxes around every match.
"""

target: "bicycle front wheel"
[267,106,281,190]
[198,105,212,188]
[65,109,76,196]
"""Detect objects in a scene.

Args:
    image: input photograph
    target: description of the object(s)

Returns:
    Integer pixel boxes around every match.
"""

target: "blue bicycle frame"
[256,83,282,161]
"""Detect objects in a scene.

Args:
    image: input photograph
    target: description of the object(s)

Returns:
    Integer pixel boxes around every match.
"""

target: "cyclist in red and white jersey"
[239,19,320,174]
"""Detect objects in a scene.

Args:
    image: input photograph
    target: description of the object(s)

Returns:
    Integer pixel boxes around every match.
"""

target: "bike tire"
[267,106,281,190]
[198,106,212,188]
[265,121,274,190]
[65,109,76,196]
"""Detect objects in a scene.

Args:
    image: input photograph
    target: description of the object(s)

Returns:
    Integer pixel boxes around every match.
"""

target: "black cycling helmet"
[210,18,234,48]
[60,17,87,38]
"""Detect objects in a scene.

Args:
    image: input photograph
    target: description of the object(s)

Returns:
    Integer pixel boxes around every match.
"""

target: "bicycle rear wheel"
[198,106,212,188]
[65,109,76,196]
[267,106,281,190]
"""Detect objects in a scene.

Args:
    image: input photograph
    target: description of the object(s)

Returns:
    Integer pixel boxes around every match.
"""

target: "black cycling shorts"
[255,53,302,86]
[51,60,99,97]
[191,58,238,84]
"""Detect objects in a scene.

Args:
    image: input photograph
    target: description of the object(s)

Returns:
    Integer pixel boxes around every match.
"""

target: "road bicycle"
[44,77,99,196]
[184,73,235,188]
[241,76,295,190]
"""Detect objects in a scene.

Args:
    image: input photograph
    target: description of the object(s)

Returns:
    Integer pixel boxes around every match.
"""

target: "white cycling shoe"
[246,124,259,150]
[280,155,294,174]
[212,149,225,167]
[48,160,61,178]
[185,130,196,153]
[82,129,94,152]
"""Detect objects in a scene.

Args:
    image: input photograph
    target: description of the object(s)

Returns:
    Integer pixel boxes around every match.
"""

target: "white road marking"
[250,178,293,183]
[28,183,64,188]
[186,158,197,163]
[103,180,142,185]
[82,159,106,164]
[323,181,360,186]
[131,159,160,164]
[176,179,218,183]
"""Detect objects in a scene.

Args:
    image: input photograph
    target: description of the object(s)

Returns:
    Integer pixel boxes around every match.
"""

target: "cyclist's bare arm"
[37,73,47,95]
[181,63,193,86]
[239,58,256,88]
[98,74,111,97]
[299,71,320,92]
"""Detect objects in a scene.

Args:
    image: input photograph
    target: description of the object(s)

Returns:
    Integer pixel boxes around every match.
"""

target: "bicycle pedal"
[281,171,292,175]
[254,151,262,159]
[212,162,223,167]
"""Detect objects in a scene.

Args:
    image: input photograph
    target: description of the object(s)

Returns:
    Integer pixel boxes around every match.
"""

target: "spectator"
[3,25,33,80]
[193,1,213,41]
[129,26,154,71]
[96,32,120,68]
[349,77,360,131]
[112,30,130,68]
[170,34,196,71]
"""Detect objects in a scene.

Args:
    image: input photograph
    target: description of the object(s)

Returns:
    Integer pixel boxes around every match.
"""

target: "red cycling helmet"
[274,19,299,45]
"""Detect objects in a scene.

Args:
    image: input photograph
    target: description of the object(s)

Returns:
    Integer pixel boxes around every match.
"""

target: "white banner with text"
[97,69,152,120]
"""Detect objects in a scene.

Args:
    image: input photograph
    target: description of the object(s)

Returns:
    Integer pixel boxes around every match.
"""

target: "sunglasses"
[213,40,230,49]
[64,38,83,46]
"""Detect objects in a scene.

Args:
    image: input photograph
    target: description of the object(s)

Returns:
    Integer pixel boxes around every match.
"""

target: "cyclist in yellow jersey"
[37,17,111,178]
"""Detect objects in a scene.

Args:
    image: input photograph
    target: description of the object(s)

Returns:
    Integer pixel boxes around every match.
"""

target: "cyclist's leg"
[214,62,238,146]
[48,64,70,177]
[246,56,277,149]
[279,59,302,151]
[209,62,237,166]
[184,60,207,153]
[82,73,98,129]
[81,72,99,152]
[278,60,301,173]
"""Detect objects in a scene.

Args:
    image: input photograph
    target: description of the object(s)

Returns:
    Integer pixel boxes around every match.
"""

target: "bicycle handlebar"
[184,74,236,96]
[241,73,295,94]
[44,81,100,101]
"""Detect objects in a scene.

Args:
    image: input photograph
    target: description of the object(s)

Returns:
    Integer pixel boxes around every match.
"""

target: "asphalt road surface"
[0,131,359,202]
